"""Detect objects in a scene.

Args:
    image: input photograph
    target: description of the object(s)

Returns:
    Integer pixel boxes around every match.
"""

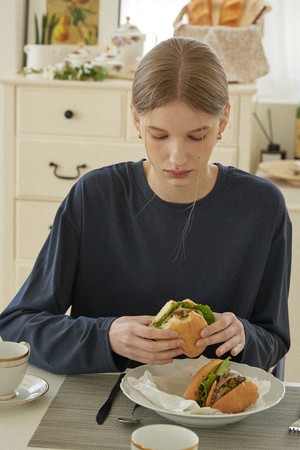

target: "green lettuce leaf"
[153,300,215,328]
[153,302,179,327]
[215,356,231,376]
[198,373,219,407]
[197,357,231,407]
[195,304,215,325]
[180,301,215,325]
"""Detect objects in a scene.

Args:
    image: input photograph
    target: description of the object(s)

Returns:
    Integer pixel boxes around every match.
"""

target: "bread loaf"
[219,0,245,26]
[188,0,212,26]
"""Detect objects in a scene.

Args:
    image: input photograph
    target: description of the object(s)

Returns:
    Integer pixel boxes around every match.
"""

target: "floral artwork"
[46,0,100,45]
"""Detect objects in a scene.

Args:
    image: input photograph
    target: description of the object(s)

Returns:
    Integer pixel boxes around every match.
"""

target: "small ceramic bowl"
[131,424,199,450]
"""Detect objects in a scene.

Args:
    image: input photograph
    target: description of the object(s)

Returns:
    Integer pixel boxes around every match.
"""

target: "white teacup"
[131,424,199,450]
[0,340,30,400]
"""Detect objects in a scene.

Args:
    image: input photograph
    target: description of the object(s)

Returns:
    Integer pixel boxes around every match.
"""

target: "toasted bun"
[184,358,259,413]
[212,379,259,413]
[219,0,245,26]
[183,359,222,401]
[151,300,177,323]
[163,311,208,357]
[150,299,209,358]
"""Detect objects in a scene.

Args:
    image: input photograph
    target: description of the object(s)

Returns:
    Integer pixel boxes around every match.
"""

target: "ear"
[218,103,231,134]
[130,103,141,134]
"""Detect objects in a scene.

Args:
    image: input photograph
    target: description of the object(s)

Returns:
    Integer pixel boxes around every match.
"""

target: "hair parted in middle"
[132,37,229,118]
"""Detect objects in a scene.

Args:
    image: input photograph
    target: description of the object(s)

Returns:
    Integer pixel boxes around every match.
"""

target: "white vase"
[24,44,76,69]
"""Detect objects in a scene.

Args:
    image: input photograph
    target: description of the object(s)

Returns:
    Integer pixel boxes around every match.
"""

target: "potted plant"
[34,13,59,45]
[24,14,71,70]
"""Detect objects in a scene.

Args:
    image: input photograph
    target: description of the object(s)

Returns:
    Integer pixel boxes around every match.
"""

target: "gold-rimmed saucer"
[0,373,49,407]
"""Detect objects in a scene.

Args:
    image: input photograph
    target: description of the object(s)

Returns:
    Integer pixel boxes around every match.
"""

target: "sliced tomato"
[205,380,217,407]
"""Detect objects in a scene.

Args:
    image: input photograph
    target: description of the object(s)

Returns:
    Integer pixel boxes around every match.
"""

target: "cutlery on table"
[117,403,141,424]
[96,373,125,425]
[289,417,300,432]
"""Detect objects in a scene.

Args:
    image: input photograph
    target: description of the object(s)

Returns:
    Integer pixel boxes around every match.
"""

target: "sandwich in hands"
[149,299,215,357]
[183,356,259,413]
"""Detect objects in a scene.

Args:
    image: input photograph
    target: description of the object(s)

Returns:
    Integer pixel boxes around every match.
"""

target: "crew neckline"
[130,160,233,214]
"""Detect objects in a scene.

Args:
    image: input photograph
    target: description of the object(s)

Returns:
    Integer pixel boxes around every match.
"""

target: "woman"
[0,38,291,374]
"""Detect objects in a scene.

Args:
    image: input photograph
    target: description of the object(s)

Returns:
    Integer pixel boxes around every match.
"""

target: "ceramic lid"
[113,16,144,39]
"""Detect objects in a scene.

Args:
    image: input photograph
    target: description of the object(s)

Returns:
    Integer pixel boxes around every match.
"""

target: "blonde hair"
[132,37,228,117]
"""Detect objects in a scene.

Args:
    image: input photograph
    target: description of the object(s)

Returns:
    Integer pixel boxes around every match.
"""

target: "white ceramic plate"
[121,359,285,428]
[0,373,49,407]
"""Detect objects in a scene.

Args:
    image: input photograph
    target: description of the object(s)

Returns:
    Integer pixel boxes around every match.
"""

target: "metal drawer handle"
[49,162,87,180]
[64,110,74,119]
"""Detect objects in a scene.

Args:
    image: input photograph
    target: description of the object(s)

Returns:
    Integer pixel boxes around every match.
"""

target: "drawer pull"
[49,162,87,180]
[64,110,74,119]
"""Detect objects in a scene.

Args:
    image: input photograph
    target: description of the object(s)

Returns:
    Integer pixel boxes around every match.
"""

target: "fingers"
[109,312,246,366]
[196,312,245,358]
[119,334,184,365]
[122,322,184,364]
[109,316,185,365]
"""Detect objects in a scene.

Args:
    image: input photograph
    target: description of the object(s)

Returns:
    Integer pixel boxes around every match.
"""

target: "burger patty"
[212,375,246,404]
[171,309,189,319]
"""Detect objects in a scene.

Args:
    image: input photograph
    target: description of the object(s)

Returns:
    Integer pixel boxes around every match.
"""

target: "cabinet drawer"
[17,87,126,138]
[16,200,60,260]
[16,139,145,199]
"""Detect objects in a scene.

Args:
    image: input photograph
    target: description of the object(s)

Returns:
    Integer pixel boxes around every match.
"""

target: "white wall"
[0,0,27,77]
[0,1,27,298]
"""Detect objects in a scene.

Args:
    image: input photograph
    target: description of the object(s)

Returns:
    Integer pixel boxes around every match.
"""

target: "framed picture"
[27,0,120,49]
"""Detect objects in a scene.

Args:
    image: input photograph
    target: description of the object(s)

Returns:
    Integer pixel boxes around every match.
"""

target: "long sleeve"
[238,195,291,369]
[0,184,127,374]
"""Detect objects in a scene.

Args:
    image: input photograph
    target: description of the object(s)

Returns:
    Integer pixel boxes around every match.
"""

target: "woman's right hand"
[108,315,184,365]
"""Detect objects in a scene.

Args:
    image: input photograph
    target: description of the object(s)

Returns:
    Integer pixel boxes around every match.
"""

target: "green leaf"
[153,301,215,327]
[194,304,215,325]
[47,14,59,44]
[34,14,40,44]
[198,373,219,407]
[41,14,47,45]
[215,356,231,376]
[153,302,179,327]
[178,301,215,325]
[72,7,85,25]
[197,357,231,407]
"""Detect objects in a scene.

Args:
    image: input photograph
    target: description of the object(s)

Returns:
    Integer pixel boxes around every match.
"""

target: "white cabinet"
[0,77,256,309]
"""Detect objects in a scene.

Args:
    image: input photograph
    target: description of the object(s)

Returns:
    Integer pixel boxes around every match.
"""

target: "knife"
[96,373,125,424]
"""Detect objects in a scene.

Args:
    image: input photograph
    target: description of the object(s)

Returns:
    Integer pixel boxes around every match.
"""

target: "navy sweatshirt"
[0,161,291,374]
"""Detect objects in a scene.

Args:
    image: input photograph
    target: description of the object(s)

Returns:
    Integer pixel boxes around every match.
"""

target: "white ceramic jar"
[111,17,156,73]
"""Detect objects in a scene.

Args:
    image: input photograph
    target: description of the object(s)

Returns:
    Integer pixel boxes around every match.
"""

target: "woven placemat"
[28,375,300,450]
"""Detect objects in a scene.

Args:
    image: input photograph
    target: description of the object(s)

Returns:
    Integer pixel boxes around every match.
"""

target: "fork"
[117,404,141,424]
[289,417,300,432]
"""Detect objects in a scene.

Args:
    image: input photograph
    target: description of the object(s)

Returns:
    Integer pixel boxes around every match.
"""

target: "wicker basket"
[173,1,270,84]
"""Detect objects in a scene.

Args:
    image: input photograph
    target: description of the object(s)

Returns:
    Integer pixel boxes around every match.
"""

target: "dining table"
[1,363,300,450]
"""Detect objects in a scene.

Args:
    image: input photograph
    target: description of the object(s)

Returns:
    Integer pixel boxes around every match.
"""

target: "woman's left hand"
[196,312,245,357]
